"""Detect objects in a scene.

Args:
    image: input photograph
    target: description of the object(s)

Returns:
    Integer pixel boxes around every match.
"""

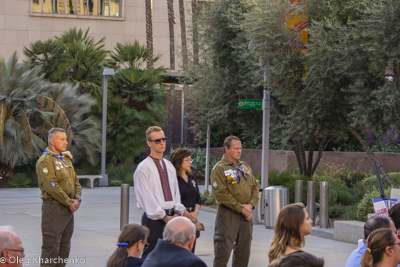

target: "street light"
[99,68,115,186]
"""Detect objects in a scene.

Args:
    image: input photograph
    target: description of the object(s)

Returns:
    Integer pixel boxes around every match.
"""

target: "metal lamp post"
[99,68,115,186]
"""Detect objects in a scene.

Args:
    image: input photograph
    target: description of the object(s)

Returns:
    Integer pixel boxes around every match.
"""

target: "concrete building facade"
[0,0,192,68]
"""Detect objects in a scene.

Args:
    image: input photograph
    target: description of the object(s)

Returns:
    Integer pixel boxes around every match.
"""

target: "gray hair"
[48,128,66,146]
[163,217,195,246]
[0,226,17,253]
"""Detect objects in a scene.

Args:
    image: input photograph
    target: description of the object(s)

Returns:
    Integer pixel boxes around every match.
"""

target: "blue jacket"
[142,239,207,267]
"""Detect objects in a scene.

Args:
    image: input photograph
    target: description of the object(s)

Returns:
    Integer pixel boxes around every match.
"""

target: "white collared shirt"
[134,156,185,220]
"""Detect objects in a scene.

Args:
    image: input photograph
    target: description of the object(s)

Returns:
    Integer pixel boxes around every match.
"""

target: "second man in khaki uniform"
[211,135,259,267]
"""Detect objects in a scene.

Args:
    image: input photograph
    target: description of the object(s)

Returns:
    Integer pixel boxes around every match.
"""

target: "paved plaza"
[0,187,357,267]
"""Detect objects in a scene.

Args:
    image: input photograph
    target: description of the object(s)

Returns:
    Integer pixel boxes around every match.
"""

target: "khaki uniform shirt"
[211,155,260,213]
[36,147,82,207]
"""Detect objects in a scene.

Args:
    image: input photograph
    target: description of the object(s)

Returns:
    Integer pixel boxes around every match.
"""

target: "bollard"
[295,180,304,203]
[307,181,316,226]
[320,181,329,228]
[120,184,130,230]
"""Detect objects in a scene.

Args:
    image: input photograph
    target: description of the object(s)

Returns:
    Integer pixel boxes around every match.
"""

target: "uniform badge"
[55,166,60,171]
[191,180,197,188]
[213,182,217,188]
[50,182,56,188]
[231,170,237,178]
[42,167,49,175]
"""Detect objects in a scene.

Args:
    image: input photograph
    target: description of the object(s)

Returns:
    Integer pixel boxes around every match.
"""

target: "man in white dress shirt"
[134,126,187,258]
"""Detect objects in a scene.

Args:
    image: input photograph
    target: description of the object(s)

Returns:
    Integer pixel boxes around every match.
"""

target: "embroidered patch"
[42,167,49,175]
[50,182,56,188]
[55,166,60,171]
[213,182,217,188]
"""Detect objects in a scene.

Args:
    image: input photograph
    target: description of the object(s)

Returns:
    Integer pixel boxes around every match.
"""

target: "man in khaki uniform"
[211,135,260,267]
[36,128,81,267]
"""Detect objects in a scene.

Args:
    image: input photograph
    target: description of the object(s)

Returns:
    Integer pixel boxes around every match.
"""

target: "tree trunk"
[345,121,396,187]
[145,0,153,67]
[0,163,16,188]
[167,0,175,70]
[306,134,316,177]
[167,86,175,142]
[311,133,330,175]
[179,0,188,69]
[292,138,306,176]
[192,0,199,65]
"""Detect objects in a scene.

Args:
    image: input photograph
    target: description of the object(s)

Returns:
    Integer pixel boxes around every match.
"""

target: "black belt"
[186,207,195,212]
[165,209,176,216]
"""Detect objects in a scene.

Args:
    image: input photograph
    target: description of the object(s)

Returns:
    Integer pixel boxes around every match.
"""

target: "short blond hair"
[146,126,163,141]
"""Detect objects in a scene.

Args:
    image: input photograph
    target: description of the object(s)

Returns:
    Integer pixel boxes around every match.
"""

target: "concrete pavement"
[0,187,357,267]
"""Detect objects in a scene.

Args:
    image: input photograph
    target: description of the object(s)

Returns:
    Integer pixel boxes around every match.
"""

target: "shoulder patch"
[50,182,56,188]
[42,167,49,175]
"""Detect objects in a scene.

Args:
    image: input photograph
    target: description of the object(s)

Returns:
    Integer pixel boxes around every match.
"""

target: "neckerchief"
[149,155,173,201]
[229,162,247,183]
[43,149,67,165]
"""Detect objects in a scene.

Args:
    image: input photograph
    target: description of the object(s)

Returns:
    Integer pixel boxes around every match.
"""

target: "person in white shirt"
[133,126,187,259]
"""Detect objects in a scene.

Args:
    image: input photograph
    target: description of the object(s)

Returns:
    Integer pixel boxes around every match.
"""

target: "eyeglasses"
[142,240,149,251]
[184,159,193,163]
[149,138,167,144]
[1,247,24,256]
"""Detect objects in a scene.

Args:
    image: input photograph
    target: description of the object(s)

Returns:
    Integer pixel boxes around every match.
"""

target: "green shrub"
[9,174,32,188]
[200,189,210,202]
[357,187,391,221]
[329,204,345,218]
[206,191,216,205]
[268,170,311,203]
[343,205,358,220]
[108,163,136,186]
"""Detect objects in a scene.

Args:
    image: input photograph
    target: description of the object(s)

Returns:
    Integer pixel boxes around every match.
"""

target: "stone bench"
[334,220,364,244]
[77,175,103,189]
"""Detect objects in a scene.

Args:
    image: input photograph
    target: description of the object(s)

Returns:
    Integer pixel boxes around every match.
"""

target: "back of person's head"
[360,228,398,267]
[268,251,324,267]
[364,216,392,241]
[0,226,17,252]
[268,203,306,262]
[106,224,149,267]
[389,203,400,230]
[163,217,195,247]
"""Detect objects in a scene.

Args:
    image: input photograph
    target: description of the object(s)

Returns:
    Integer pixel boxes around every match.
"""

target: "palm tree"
[145,0,154,67]
[24,28,108,113]
[0,53,60,185]
[167,0,175,70]
[108,42,168,164]
[0,52,101,186]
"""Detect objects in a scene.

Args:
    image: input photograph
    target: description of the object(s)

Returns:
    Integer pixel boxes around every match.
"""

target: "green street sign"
[238,99,262,110]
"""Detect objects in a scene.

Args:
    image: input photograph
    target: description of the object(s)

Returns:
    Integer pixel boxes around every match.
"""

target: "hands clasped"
[240,204,253,221]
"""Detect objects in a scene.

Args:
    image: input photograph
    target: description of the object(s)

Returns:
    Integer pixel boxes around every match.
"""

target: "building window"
[32,0,120,17]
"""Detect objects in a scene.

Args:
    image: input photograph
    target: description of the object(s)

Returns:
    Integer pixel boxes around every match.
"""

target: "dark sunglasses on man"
[149,137,167,144]
[1,247,24,256]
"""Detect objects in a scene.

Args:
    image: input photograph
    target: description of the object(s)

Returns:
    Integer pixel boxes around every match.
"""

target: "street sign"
[238,99,262,110]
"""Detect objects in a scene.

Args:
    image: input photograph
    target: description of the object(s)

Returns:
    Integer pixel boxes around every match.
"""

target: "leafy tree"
[107,42,168,164]
[184,0,263,144]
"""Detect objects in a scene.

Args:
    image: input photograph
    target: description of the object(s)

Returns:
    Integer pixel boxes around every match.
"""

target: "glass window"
[32,0,120,17]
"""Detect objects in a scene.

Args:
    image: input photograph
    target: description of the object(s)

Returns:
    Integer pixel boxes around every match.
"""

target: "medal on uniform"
[55,165,60,171]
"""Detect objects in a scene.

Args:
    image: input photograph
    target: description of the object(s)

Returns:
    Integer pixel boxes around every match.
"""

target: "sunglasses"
[1,247,24,256]
[149,137,167,144]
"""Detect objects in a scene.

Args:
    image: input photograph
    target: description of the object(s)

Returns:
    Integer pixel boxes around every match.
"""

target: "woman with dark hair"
[360,228,400,267]
[106,223,149,267]
[170,148,204,253]
[268,202,313,262]
[268,250,324,267]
